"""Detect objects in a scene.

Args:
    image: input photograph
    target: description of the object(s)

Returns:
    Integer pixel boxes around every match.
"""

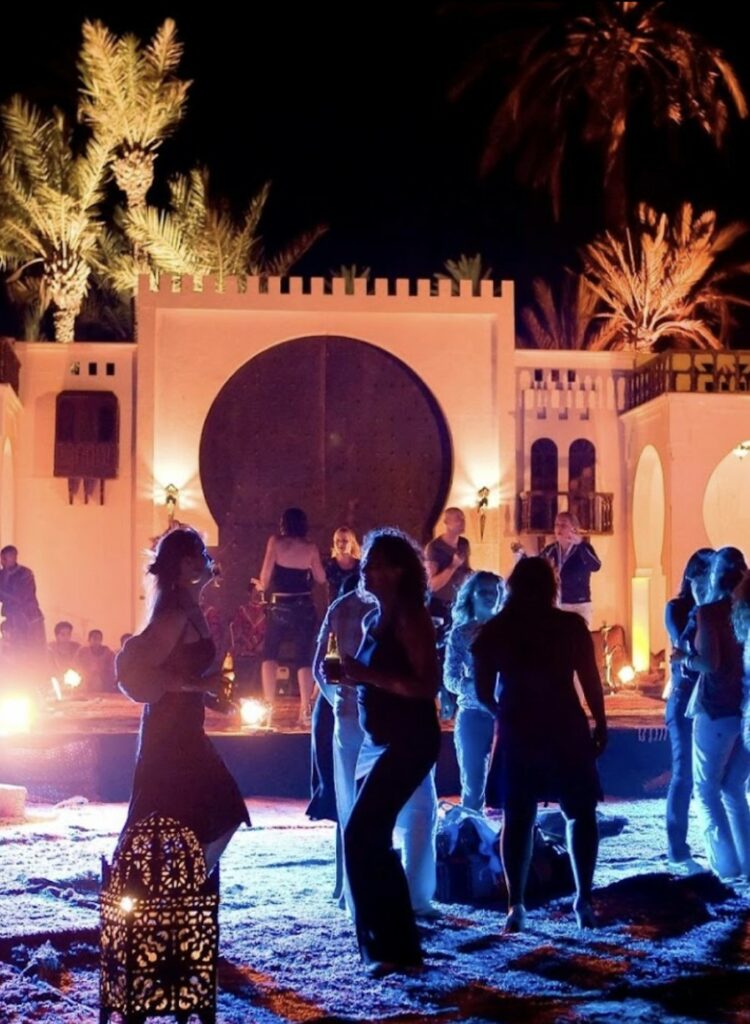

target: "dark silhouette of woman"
[119,528,249,871]
[339,528,441,976]
[473,557,607,932]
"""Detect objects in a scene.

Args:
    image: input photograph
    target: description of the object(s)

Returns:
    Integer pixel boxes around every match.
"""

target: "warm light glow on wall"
[703,449,750,553]
[150,461,200,511]
[631,575,651,672]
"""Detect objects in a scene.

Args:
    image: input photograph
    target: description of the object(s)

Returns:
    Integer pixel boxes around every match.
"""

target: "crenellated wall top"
[137,273,509,311]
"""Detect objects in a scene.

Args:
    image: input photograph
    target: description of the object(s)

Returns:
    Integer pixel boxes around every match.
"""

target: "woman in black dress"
[257,507,326,725]
[119,528,249,871]
[473,557,607,932]
[337,528,441,976]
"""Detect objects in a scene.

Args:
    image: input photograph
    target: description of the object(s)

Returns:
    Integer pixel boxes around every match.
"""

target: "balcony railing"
[625,350,750,411]
[517,491,614,535]
[0,337,20,396]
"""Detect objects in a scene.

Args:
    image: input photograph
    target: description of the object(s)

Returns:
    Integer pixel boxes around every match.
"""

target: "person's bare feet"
[504,904,528,933]
[574,898,597,930]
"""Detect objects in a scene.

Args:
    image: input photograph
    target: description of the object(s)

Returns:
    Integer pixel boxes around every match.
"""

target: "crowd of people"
[6,508,750,979]
[112,506,616,977]
[665,545,750,882]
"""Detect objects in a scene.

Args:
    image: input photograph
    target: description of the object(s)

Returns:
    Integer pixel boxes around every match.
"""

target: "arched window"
[530,438,558,531]
[569,439,596,530]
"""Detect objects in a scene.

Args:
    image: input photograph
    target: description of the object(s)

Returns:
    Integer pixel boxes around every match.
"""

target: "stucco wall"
[135,276,516,624]
[11,343,136,648]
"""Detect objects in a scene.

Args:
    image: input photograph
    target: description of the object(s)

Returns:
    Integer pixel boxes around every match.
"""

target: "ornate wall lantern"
[100,814,219,1024]
[476,486,490,540]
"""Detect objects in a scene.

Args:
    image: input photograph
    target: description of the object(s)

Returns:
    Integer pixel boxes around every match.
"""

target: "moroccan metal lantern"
[100,814,219,1024]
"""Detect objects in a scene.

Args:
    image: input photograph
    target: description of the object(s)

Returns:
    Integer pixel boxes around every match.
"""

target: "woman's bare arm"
[258,536,277,593]
[574,621,607,751]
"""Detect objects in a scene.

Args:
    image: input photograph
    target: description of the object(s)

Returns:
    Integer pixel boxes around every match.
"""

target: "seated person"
[75,629,116,693]
[48,620,81,679]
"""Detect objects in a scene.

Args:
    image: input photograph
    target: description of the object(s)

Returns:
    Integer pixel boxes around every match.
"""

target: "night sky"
[3,1,750,323]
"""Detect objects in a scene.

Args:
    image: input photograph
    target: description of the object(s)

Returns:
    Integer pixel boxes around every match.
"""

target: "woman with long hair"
[663,547,714,872]
[325,526,361,603]
[338,528,441,976]
[676,547,750,881]
[732,570,750,756]
[444,571,504,811]
[257,507,326,725]
[119,528,249,871]
[473,557,607,932]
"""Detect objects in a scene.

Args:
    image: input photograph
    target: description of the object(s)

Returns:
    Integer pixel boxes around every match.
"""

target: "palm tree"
[582,203,750,351]
[0,96,113,341]
[520,273,600,349]
[123,167,325,288]
[328,265,371,294]
[77,18,190,210]
[436,253,494,295]
[459,1,747,229]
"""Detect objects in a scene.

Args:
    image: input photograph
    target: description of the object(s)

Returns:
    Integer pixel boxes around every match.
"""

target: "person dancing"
[341,529,441,976]
[118,528,249,871]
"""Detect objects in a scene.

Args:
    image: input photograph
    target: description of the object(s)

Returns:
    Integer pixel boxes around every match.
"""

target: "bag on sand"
[435,802,577,906]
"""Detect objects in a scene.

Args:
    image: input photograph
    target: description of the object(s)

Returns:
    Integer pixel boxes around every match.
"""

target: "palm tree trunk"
[52,307,78,343]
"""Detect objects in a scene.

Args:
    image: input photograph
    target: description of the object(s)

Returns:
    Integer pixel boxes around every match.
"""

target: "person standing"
[674,547,750,882]
[444,571,505,811]
[256,507,326,726]
[312,582,373,904]
[324,527,361,603]
[473,557,607,932]
[663,548,714,873]
[0,545,45,648]
[542,512,601,627]
[426,508,472,716]
[425,508,472,621]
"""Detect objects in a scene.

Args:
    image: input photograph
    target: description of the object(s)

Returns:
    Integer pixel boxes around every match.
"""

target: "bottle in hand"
[216,651,236,711]
[323,632,342,684]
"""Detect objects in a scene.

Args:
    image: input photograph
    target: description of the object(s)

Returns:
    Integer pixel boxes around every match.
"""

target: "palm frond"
[582,202,750,351]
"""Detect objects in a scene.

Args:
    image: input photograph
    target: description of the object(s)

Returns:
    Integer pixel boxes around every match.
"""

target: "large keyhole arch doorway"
[199,335,453,612]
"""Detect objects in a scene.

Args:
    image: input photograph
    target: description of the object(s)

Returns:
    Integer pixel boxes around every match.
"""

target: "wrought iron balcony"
[0,338,20,396]
[625,350,750,411]
[516,491,614,535]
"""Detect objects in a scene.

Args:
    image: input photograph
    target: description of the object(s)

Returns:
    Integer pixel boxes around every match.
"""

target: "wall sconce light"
[165,483,179,524]
[477,487,490,540]
[732,440,750,459]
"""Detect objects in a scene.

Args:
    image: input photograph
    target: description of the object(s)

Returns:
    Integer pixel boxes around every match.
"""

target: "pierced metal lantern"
[100,814,219,1024]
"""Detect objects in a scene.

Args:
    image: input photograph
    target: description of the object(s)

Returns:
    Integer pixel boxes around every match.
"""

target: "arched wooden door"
[199,335,452,610]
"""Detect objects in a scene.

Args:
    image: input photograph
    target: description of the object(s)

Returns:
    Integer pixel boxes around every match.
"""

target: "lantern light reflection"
[239,698,269,729]
[0,695,33,736]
